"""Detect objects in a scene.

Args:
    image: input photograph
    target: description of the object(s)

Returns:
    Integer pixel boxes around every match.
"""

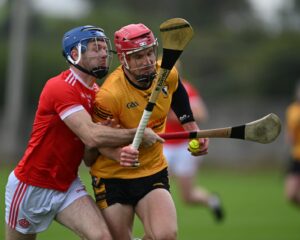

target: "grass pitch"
[1,164,299,240]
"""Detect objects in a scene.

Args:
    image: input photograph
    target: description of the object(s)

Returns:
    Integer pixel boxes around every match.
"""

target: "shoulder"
[97,66,125,97]
[41,70,80,103]
[44,70,73,90]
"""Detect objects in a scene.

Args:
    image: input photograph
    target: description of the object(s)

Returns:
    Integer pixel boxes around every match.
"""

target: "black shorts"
[287,157,300,174]
[92,168,170,209]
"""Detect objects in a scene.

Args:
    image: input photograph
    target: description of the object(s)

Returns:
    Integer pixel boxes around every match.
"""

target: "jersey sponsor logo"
[127,101,139,109]
[162,85,169,97]
[179,114,191,122]
[18,218,30,228]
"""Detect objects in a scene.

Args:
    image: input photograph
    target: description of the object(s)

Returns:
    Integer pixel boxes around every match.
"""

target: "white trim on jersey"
[65,73,76,86]
[70,68,94,90]
[60,105,84,120]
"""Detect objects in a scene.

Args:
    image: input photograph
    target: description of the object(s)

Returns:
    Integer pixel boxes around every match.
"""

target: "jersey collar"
[70,68,95,90]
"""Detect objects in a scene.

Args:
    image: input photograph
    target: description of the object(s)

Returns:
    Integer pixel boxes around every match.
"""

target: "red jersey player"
[5,25,163,240]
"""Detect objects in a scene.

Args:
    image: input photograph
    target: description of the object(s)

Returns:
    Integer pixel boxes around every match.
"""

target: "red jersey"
[165,80,201,145]
[14,69,98,191]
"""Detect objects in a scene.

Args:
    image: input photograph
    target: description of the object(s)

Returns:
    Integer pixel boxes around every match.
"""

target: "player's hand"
[142,128,165,147]
[188,138,209,156]
[101,117,120,128]
[119,145,139,167]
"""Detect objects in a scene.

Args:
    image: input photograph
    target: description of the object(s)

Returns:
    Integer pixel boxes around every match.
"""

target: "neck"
[70,65,96,87]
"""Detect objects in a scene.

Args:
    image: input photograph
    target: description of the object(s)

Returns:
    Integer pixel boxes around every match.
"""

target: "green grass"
[1,164,300,240]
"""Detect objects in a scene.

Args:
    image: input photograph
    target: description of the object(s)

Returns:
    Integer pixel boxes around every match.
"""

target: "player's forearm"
[90,125,136,148]
[98,147,122,161]
[182,121,200,132]
[64,110,136,148]
[83,147,100,167]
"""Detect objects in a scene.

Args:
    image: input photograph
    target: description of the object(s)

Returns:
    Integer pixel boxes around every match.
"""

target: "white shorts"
[164,142,203,177]
[5,171,88,234]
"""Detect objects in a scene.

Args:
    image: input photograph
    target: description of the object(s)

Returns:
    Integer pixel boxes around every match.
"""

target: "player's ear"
[70,49,79,61]
[118,53,125,65]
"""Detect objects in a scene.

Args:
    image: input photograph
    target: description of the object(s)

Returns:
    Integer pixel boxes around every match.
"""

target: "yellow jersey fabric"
[91,64,179,179]
[286,102,300,160]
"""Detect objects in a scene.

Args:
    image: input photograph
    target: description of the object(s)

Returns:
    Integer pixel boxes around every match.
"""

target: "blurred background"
[1,0,300,239]
[1,0,300,167]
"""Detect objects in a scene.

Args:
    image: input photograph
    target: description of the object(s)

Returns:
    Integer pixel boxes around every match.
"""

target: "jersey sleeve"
[93,88,119,123]
[41,79,83,120]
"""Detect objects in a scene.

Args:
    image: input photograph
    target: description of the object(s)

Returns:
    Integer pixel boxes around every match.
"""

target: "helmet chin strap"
[135,72,157,83]
[66,43,109,79]
[73,64,109,79]
[122,57,157,84]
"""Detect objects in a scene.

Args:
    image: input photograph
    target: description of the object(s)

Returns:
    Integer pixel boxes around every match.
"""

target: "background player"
[285,81,300,208]
[164,61,224,222]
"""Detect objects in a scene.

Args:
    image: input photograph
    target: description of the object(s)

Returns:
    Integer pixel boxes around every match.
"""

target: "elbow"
[83,131,107,149]
[84,138,98,149]
[81,134,99,149]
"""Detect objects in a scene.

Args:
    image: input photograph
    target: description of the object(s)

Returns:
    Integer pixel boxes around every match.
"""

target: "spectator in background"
[164,60,224,222]
[285,81,300,208]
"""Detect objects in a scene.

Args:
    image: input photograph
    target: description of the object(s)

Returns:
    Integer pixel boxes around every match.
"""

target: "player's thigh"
[55,195,111,239]
[102,203,135,240]
[135,188,177,240]
[5,224,36,240]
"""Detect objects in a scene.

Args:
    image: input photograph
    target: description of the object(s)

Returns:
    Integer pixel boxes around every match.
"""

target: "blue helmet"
[62,25,107,58]
[62,25,112,79]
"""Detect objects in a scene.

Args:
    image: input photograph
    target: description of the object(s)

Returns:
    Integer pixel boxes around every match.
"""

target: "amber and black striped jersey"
[91,64,179,179]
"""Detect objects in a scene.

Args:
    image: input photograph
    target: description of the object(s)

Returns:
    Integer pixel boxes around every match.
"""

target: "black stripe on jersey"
[94,106,113,120]
[151,120,165,130]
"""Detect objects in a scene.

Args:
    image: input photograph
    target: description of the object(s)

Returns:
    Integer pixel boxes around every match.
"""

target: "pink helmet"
[114,23,157,55]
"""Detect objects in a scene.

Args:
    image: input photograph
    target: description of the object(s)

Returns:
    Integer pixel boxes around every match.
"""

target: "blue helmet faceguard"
[62,25,112,79]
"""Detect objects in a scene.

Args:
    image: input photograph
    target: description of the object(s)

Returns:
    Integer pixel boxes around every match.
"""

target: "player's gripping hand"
[119,145,140,167]
[187,138,209,156]
[101,117,120,128]
[142,128,165,148]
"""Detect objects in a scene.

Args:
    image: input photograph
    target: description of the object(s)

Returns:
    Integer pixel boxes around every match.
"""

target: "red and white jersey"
[14,69,99,192]
[165,80,201,145]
